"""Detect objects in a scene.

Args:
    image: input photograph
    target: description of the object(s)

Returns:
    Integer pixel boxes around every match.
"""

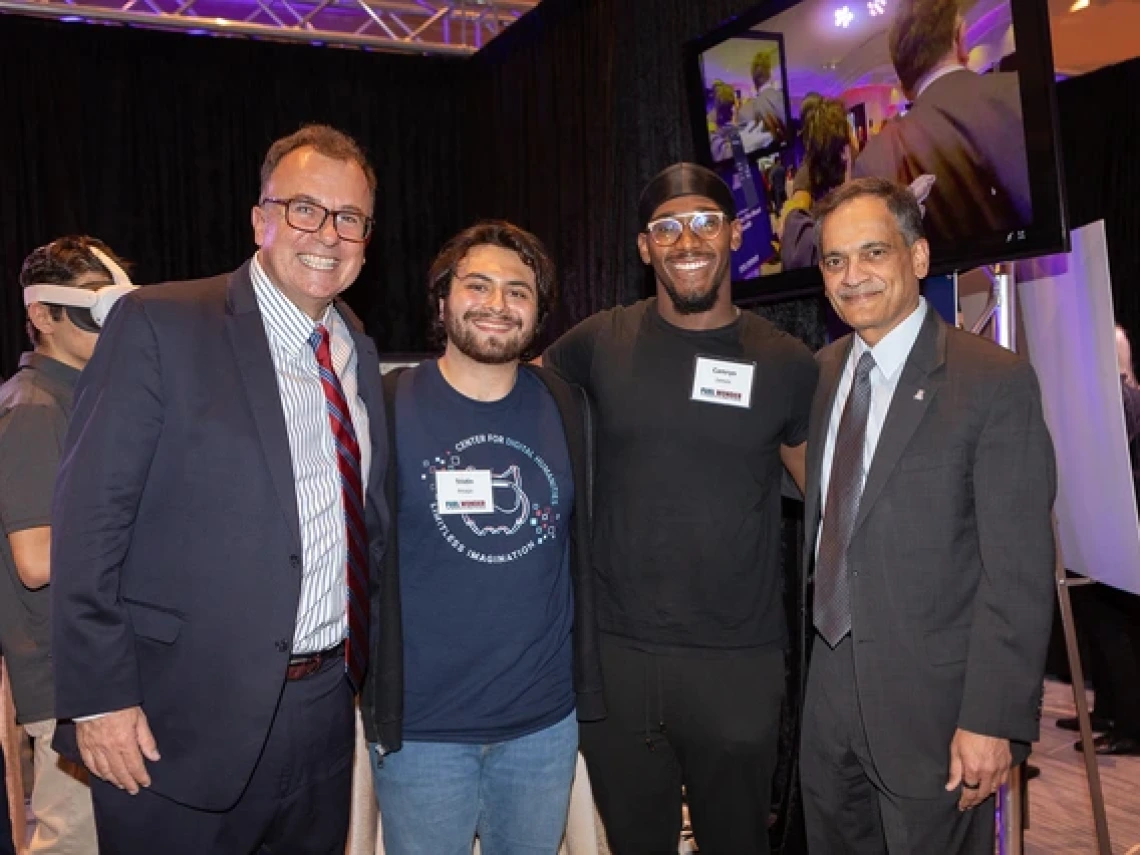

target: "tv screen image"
[699,32,794,164]
[685,0,1068,301]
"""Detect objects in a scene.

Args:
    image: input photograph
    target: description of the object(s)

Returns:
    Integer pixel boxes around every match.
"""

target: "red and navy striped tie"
[310,323,369,692]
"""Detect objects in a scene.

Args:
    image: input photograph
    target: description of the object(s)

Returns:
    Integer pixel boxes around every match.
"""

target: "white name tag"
[690,356,756,409]
[435,470,494,514]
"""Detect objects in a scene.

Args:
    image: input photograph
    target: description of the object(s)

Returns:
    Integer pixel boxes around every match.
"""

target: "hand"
[76,706,161,794]
[945,728,1011,810]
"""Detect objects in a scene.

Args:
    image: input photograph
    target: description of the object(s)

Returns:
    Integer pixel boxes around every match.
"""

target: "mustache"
[463,309,523,327]
[839,284,885,299]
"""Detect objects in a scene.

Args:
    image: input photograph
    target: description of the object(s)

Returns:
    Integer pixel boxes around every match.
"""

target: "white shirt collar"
[250,253,334,360]
[915,64,969,99]
[852,297,928,382]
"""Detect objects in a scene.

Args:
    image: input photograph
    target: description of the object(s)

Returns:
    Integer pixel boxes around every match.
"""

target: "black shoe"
[1025,763,1041,780]
[1057,714,1113,732]
[1073,734,1108,752]
[1094,733,1140,756]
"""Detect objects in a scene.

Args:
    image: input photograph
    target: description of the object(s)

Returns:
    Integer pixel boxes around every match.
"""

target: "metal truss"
[0,0,538,55]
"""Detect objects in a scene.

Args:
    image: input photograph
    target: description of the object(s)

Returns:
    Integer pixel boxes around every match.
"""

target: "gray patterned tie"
[814,351,876,647]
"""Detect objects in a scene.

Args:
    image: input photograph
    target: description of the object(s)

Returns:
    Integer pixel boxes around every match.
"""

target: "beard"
[444,305,535,365]
[656,251,731,315]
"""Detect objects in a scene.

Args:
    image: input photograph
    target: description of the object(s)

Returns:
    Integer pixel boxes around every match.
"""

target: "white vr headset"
[22,246,137,332]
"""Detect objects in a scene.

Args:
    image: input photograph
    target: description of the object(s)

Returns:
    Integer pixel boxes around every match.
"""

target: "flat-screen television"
[685,0,1069,302]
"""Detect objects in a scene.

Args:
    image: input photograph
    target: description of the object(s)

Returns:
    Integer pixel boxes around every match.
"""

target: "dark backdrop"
[0,13,468,372]
[5,7,1137,372]
[1,6,1139,849]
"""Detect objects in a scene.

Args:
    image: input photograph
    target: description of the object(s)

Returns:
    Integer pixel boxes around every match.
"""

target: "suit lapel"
[804,337,852,552]
[852,309,946,535]
[225,262,303,549]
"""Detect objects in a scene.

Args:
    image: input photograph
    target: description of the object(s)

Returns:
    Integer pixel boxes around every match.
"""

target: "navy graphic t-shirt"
[395,361,575,742]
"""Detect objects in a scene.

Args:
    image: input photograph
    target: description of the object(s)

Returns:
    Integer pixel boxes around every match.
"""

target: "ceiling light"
[1069,0,1089,10]
[835,6,854,27]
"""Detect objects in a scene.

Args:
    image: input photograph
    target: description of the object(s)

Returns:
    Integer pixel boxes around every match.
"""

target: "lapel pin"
[914,389,925,401]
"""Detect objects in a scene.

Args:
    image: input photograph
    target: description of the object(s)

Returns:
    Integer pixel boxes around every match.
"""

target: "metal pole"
[991,263,1015,352]
[989,262,1022,855]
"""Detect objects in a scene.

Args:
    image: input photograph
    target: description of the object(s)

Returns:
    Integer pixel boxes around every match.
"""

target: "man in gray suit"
[799,177,1056,854]
[851,0,1031,249]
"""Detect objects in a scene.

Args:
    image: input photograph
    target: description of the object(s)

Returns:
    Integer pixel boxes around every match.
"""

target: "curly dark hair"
[427,221,557,348]
[20,235,129,345]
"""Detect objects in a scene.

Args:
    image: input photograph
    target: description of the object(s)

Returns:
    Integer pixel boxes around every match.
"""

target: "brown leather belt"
[285,642,345,681]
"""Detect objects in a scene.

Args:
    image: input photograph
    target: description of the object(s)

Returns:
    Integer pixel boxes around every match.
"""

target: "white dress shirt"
[819,298,928,533]
[251,254,371,655]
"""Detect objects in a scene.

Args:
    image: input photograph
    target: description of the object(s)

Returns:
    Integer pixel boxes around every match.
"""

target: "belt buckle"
[286,651,323,681]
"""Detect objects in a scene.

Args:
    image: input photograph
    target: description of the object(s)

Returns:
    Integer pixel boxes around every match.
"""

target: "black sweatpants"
[579,634,785,855]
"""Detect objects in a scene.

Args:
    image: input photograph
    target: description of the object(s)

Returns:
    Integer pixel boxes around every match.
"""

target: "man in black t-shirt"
[544,163,818,855]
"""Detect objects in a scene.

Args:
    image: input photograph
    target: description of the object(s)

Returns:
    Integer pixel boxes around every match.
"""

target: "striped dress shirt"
[250,255,372,655]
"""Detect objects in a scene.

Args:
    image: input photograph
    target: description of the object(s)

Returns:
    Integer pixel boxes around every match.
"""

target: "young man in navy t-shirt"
[364,222,604,853]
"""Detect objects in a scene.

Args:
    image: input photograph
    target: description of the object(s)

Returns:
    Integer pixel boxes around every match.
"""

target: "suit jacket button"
[275,639,289,652]
[290,555,301,569]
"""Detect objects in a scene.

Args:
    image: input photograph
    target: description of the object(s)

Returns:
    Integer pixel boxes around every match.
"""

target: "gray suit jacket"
[852,69,1031,249]
[803,308,1056,797]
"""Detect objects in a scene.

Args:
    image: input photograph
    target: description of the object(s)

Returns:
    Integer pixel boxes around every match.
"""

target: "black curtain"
[1054,58,1140,340]
[2,7,1139,848]
[462,0,826,352]
[0,13,469,375]
[4,9,1140,369]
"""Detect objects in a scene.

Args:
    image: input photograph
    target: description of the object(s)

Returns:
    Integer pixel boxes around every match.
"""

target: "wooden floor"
[1025,678,1140,854]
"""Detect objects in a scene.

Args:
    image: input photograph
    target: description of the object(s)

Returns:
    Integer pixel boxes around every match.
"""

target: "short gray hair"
[812,176,925,258]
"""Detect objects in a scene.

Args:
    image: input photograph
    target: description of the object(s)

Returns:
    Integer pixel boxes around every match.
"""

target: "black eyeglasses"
[645,211,728,246]
[261,197,374,243]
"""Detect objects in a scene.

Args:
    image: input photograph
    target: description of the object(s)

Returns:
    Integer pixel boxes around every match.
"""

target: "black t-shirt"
[545,298,818,650]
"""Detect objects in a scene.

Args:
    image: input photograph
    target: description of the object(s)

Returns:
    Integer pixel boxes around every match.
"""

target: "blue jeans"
[371,711,578,855]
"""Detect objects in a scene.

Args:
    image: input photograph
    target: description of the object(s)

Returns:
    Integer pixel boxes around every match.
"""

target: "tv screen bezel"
[683,0,1070,304]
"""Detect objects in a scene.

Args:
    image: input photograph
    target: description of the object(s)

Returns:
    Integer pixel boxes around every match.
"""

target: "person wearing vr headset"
[0,235,133,855]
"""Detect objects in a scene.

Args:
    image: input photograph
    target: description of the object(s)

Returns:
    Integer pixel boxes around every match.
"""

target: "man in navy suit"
[50,124,389,855]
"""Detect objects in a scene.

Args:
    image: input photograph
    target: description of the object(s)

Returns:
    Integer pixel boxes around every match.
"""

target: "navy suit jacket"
[51,261,388,810]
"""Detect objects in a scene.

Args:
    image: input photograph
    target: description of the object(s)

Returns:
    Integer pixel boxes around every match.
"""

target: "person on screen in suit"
[361,221,605,852]
[800,177,1056,854]
[0,236,130,855]
[49,124,389,855]
[543,163,818,855]
[850,0,1032,248]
